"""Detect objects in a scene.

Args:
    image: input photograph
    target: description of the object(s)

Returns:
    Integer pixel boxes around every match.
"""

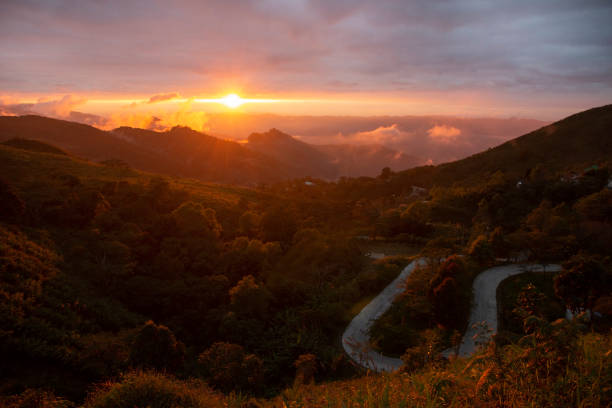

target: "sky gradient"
[1,0,611,122]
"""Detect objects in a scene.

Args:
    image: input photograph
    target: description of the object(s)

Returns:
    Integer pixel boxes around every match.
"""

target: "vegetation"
[1,106,611,406]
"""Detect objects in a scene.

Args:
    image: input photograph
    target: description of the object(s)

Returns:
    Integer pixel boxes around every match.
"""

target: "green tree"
[229,275,270,319]
[260,205,297,244]
[129,321,185,372]
[172,201,222,238]
[0,179,25,222]
[554,255,611,314]
[198,342,263,392]
[468,234,494,265]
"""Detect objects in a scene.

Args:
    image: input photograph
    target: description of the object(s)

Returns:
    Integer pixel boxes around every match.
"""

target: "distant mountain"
[245,128,423,179]
[394,104,612,187]
[246,128,337,179]
[0,115,291,185]
[0,115,426,184]
[0,115,166,171]
[205,113,547,164]
[111,126,293,183]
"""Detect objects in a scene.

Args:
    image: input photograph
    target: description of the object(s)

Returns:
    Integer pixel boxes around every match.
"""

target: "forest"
[0,107,611,407]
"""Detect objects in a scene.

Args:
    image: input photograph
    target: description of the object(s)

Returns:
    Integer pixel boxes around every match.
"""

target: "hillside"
[0,116,291,185]
[246,128,337,179]
[394,104,612,187]
[111,126,294,183]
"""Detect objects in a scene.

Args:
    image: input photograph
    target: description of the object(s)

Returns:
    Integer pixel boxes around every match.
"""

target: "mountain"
[245,128,423,179]
[0,115,168,170]
[205,112,547,164]
[246,128,337,179]
[0,115,291,185]
[393,104,612,187]
[0,115,423,184]
[110,125,293,183]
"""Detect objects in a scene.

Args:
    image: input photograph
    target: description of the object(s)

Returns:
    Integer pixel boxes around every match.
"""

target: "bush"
[84,371,223,408]
[1,389,73,408]
[198,342,264,392]
[129,321,185,372]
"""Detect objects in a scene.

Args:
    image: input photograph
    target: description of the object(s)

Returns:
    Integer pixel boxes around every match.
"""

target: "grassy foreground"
[6,330,608,408]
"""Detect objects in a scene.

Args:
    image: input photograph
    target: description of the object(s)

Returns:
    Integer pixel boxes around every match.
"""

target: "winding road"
[342,258,561,372]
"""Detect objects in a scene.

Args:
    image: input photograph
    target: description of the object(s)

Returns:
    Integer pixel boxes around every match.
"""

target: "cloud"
[0,94,86,118]
[427,125,461,143]
[94,99,208,132]
[350,124,413,145]
[147,92,180,104]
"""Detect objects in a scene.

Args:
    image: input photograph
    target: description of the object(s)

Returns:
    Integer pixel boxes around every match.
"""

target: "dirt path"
[342,259,561,371]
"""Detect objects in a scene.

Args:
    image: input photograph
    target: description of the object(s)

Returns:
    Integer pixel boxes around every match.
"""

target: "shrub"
[129,321,185,372]
[198,342,264,392]
[84,371,223,408]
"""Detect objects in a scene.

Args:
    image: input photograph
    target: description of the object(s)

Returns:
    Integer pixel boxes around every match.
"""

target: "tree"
[129,320,185,372]
[429,277,460,329]
[229,275,270,319]
[260,205,297,244]
[0,179,25,222]
[198,342,263,392]
[379,166,393,180]
[468,234,494,266]
[172,201,222,238]
[513,283,547,320]
[294,353,317,385]
[239,210,261,238]
[554,255,611,314]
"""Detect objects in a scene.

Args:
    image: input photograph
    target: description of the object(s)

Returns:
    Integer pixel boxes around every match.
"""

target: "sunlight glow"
[219,93,244,109]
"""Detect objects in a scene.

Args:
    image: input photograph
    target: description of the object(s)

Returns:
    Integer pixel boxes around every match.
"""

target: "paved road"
[342,259,425,372]
[342,259,561,371]
[453,263,561,356]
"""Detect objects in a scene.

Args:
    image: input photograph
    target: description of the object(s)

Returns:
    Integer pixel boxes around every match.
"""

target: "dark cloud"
[0,0,611,117]
[147,92,180,104]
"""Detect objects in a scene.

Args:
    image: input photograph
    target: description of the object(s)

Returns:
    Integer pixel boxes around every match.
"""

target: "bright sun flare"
[219,93,244,109]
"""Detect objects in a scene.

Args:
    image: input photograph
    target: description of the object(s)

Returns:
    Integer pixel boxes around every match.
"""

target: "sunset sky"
[1,0,611,128]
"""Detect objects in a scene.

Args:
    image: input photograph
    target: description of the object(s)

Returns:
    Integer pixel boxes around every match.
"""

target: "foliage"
[128,320,185,372]
[84,371,223,408]
[198,342,264,392]
[554,254,612,313]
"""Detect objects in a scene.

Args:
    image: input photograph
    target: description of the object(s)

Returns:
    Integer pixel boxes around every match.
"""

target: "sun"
[219,93,244,109]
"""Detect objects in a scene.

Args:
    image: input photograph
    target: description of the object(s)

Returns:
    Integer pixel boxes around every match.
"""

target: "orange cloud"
[351,124,413,145]
[102,99,208,132]
[427,124,461,143]
[0,94,86,118]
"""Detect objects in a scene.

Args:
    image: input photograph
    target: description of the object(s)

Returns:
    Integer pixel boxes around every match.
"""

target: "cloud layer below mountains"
[0,93,548,165]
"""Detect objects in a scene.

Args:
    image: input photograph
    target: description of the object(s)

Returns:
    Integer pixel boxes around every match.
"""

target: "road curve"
[342,259,561,371]
[454,263,561,356]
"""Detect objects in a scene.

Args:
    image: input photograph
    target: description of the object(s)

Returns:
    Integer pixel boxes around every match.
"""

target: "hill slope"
[246,128,337,179]
[0,115,290,185]
[395,104,612,187]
